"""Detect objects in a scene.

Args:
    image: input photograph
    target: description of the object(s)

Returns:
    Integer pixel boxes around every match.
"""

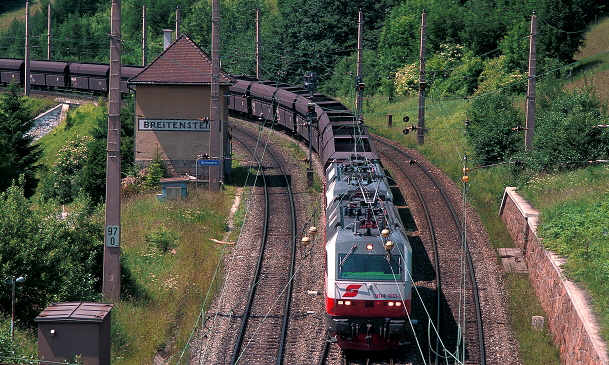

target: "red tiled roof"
[129,34,235,85]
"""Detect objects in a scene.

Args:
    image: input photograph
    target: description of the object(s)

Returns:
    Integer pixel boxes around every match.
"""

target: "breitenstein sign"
[138,118,211,131]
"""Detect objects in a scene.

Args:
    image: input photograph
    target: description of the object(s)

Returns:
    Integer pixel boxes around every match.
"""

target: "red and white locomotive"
[324,155,413,350]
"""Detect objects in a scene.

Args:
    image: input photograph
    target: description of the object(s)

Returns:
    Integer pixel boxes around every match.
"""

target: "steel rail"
[230,126,298,365]
[371,135,485,365]
[230,132,270,365]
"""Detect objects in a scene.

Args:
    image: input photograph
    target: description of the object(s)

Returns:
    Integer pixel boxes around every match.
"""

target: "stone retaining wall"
[499,187,608,364]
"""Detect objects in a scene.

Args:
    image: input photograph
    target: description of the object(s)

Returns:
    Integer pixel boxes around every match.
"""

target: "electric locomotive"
[324,155,413,350]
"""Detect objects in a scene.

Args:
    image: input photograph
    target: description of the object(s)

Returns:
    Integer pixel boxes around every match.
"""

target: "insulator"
[384,240,395,250]
[461,175,469,183]
[381,229,390,238]
[308,226,318,236]
[301,236,311,246]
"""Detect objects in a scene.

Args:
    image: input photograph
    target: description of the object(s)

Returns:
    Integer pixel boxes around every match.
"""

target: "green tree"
[532,85,608,171]
[142,149,166,190]
[377,0,465,98]
[40,135,93,204]
[0,179,102,325]
[322,49,385,99]
[262,0,396,84]
[466,90,523,165]
[0,83,41,196]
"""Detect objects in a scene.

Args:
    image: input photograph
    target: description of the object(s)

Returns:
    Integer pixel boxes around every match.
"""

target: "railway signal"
[306,102,317,186]
[303,72,317,98]
[356,75,365,92]
[402,125,418,135]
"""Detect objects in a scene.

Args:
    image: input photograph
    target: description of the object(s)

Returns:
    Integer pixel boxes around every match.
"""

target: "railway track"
[193,120,515,365]
[229,126,298,364]
[191,119,329,365]
[371,135,485,365]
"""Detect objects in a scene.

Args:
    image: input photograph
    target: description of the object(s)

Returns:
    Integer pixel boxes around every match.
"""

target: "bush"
[145,225,180,253]
[466,90,523,165]
[531,87,608,171]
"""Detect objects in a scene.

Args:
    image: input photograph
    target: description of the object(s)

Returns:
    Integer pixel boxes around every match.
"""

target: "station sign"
[138,118,210,131]
[198,159,220,166]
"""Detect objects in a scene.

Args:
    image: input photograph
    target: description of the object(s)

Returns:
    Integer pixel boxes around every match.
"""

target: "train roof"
[69,62,109,76]
[30,60,69,73]
[0,58,24,70]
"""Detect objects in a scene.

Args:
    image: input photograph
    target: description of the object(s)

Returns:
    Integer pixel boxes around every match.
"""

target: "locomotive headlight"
[396,301,402,306]
[345,300,352,306]
[338,300,344,305]
[366,244,374,250]
[388,302,394,306]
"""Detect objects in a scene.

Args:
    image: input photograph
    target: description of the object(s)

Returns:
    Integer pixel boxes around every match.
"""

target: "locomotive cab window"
[338,253,402,280]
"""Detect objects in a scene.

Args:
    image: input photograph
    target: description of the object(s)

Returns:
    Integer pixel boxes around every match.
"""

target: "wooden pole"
[356,10,363,119]
[175,6,180,39]
[103,0,122,301]
[256,8,261,79]
[525,13,537,151]
[209,0,222,190]
[24,1,30,96]
[47,3,51,60]
[142,5,147,66]
[417,12,426,145]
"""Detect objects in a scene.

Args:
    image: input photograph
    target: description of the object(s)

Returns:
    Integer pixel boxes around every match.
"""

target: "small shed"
[35,302,113,365]
[158,176,191,201]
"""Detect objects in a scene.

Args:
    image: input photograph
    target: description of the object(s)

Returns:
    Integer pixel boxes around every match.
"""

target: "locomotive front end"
[324,158,413,351]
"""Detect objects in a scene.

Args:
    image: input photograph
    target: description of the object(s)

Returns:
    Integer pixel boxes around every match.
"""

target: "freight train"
[227,76,414,350]
[0,56,414,350]
[0,58,142,95]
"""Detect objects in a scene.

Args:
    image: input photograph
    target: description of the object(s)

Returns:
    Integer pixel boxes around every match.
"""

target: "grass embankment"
[27,102,251,363]
[363,96,561,364]
[114,188,233,364]
[35,102,103,166]
[0,0,48,31]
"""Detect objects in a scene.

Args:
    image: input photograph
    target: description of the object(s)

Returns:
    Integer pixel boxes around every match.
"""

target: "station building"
[129,34,235,184]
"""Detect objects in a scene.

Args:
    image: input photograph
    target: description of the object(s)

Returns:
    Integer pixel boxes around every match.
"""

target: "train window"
[338,254,402,280]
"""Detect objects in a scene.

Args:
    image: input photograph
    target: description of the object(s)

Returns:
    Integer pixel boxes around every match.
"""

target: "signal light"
[402,125,418,135]
[366,244,374,250]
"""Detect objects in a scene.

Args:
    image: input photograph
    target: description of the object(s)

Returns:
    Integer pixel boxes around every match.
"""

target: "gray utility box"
[35,302,113,365]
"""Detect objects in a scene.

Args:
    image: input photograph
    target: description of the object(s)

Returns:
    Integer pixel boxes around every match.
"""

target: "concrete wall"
[499,187,609,364]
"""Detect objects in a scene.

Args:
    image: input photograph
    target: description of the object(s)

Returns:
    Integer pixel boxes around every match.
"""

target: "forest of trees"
[0,0,605,97]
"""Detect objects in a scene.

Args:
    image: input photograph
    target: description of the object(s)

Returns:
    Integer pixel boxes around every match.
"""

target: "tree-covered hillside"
[1,0,605,93]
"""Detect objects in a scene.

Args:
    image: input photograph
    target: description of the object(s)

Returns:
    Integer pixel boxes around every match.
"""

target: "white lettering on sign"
[138,119,210,131]
[106,225,120,247]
